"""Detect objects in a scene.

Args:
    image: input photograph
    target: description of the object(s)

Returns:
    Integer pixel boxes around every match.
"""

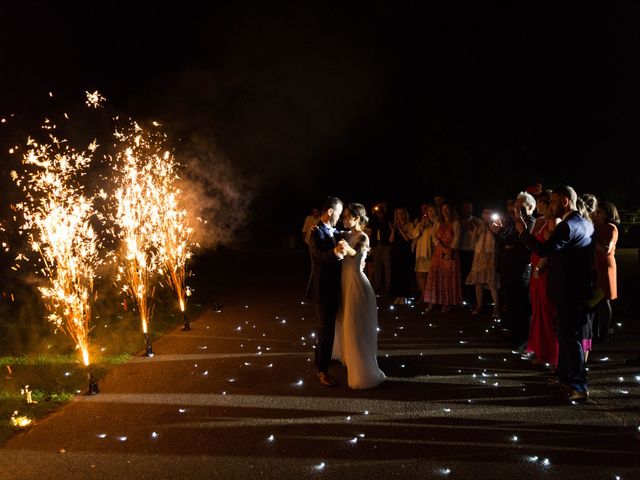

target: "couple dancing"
[309,197,386,389]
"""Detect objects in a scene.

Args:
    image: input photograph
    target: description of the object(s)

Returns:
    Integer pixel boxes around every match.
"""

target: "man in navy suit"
[309,197,346,387]
[516,185,594,402]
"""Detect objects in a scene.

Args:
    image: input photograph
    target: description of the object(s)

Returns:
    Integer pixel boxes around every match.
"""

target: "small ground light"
[151,432,158,439]
[438,468,451,475]
[118,436,127,442]
[314,462,326,471]
[178,408,187,413]
[541,458,551,467]
[348,437,358,444]
[511,436,518,442]
[267,435,275,442]
[97,433,107,439]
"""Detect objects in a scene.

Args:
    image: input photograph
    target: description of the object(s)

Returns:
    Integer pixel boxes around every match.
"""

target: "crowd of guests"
[302,184,629,401]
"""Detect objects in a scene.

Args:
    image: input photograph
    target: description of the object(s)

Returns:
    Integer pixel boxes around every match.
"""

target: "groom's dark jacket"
[519,211,594,306]
[309,222,342,305]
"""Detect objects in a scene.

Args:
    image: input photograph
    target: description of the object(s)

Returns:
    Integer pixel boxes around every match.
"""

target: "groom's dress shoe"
[566,388,589,403]
[317,371,338,387]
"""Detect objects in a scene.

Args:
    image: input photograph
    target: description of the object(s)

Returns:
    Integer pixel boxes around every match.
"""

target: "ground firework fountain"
[12,122,103,391]
[153,151,195,332]
[112,122,169,356]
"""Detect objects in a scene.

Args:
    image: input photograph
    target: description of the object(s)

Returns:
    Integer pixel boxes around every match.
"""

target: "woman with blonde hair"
[389,207,414,304]
[411,204,437,303]
[465,208,499,317]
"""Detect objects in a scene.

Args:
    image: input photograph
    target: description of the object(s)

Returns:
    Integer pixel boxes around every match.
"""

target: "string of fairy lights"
[9,91,197,384]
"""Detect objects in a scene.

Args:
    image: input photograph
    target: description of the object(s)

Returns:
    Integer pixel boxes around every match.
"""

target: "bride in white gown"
[332,203,386,389]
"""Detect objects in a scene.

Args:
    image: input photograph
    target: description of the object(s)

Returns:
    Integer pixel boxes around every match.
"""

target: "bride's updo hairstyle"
[348,203,368,227]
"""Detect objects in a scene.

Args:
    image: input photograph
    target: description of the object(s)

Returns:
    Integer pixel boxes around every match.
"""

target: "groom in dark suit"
[309,197,346,387]
[516,185,594,402]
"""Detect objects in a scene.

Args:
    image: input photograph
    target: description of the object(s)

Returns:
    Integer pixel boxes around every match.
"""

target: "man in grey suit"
[515,185,594,402]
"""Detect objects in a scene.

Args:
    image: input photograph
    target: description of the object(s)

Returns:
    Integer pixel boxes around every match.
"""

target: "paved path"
[1,250,639,479]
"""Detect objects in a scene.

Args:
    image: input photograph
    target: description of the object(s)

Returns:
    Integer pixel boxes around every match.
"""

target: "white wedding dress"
[332,232,386,389]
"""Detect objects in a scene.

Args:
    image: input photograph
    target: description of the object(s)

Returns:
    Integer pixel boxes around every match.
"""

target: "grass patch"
[0,384,76,445]
[0,351,139,444]
[0,353,132,367]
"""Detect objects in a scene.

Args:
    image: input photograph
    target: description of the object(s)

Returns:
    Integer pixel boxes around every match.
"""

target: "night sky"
[2,1,640,236]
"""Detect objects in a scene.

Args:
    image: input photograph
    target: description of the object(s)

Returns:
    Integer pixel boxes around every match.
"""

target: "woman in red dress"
[525,192,560,366]
[593,201,620,341]
[424,203,462,313]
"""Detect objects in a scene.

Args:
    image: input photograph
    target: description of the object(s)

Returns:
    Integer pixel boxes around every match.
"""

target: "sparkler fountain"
[154,154,194,332]
[12,130,102,394]
[112,121,196,340]
[112,123,172,356]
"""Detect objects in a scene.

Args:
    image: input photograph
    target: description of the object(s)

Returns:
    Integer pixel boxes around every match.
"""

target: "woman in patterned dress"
[423,203,462,313]
[465,209,499,317]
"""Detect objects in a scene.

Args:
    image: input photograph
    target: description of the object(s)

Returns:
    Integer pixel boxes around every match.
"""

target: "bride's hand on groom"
[337,239,356,257]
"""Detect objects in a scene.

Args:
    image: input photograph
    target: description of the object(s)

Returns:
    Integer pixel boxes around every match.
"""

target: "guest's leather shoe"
[317,371,338,387]
[567,388,589,402]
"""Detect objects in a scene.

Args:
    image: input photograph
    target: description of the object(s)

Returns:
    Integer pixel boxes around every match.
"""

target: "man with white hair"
[491,192,536,350]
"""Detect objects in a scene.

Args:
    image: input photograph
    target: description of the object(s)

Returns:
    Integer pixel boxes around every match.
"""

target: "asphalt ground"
[1,248,638,480]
